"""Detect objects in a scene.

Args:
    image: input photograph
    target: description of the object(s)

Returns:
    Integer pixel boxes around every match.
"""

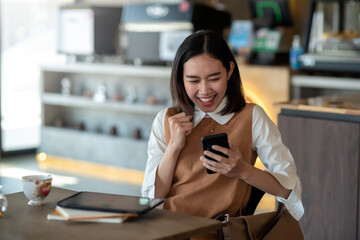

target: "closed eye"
[185,75,200,83]
[209,78,220,82]
[187,79,200,83]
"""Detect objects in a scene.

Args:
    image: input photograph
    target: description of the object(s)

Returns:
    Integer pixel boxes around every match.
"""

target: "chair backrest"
[241,186,265,216]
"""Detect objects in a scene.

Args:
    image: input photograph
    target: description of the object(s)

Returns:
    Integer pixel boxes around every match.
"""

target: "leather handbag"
[218,202,304,240]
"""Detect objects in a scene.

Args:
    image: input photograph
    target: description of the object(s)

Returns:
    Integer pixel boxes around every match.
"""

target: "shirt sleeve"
[141,109,167,198]
[252,105,304,221]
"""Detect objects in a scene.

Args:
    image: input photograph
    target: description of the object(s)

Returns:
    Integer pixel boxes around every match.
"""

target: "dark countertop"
[277,94,360,122]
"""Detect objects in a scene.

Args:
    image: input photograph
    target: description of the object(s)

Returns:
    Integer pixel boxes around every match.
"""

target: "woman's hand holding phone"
[201,133,229,174]
[201,134,249,177]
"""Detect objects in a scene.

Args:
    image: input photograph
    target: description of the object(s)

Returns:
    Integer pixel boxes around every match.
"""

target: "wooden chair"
[242,186,266,216]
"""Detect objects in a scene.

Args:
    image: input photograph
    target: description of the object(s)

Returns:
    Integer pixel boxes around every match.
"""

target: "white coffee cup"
[22,175,52,206]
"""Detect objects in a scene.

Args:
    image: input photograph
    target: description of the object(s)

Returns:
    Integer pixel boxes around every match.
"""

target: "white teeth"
[199,96,214,102]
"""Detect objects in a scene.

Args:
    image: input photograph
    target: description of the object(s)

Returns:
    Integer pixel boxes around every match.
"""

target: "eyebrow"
[185,72,221,78]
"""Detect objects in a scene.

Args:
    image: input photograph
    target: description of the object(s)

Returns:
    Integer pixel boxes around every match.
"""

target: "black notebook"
[57,191,164,215]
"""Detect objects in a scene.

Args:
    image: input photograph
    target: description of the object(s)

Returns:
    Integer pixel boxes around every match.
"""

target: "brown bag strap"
[216,214,230,240]
[216,202,285,240]
[254,202,284,239]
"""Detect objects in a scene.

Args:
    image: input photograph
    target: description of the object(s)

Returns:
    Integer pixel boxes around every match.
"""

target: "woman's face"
[183,53,234,113]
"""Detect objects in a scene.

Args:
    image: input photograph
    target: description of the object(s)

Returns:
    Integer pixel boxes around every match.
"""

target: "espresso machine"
[299,0,360,73]
[120,1,231,65]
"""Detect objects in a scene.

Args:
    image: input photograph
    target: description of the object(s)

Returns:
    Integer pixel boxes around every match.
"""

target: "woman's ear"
[227,61,235,81]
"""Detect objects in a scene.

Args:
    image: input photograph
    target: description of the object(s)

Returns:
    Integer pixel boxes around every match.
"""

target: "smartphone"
[201,133,229,174]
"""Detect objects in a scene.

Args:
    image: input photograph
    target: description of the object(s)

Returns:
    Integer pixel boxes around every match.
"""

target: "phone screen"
[201,133,229,174]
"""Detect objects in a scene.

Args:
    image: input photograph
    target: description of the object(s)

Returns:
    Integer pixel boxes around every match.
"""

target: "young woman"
[142,30,304,222]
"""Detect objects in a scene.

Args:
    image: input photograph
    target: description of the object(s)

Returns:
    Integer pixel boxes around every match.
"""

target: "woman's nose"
[199,81,211,94]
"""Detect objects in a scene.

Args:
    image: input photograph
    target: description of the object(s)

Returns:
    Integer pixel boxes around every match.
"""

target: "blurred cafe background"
[1,0,360,239]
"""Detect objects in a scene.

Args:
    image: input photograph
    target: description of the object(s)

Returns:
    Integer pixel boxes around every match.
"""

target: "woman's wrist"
[167,139,184,154]
[238,162,253,181]
[278,188,291,199]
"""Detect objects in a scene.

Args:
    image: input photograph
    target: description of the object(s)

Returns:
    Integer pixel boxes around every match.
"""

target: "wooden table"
[0,187,221,240]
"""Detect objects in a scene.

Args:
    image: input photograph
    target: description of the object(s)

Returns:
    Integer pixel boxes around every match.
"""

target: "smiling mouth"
[198,95,216,103]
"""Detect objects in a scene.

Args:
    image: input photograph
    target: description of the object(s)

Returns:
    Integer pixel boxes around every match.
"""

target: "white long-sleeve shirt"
[142,100,304,220]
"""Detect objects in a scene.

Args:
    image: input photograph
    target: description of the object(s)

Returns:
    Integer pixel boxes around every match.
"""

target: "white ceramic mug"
[22,175,52,206]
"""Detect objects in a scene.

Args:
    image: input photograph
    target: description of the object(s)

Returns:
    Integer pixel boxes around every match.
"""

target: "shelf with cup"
[42,103,154,141]
[42,93,168,115]
[40,62,171,170]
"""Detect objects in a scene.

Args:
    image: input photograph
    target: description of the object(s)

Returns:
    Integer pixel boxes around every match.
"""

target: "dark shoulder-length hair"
[170,29,246,116]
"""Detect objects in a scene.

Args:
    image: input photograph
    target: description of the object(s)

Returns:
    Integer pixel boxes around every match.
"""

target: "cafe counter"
[277,94,360,240]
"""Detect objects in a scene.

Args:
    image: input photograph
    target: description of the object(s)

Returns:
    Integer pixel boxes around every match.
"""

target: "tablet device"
[57,191,164,215]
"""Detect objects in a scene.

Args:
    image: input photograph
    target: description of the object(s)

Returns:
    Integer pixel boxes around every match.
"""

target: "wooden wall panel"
[278,114,360,240]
